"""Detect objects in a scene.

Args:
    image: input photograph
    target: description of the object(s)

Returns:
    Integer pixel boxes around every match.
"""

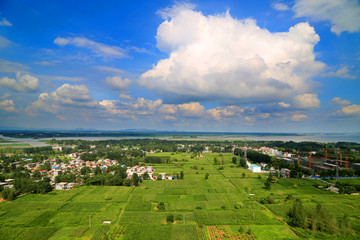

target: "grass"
[0,152,359,239]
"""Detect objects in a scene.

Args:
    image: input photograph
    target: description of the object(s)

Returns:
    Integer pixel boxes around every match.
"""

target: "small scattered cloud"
[97,66,125,74]
[104,76,131,91]
[325,66,356,79]
[0,18,12,26]
[0,93,10,99]
[245,116,256,122]
[278,102,291,108]
[26,84,98,115]
[0,99,15,112]
[119,93,133,101]
[336,104,360,116]
[0,59,29,73]
[0,72,39,92]
[39,75,84,82]
[293,0,360,35]
[292,113,307,121]
[331,97,351,105]
[0,36,12,48]
[207,106,245,120]
[54,36,127,59]
[293,93,320,110]
[34,60,62,66]
[178,102,205,117]
[272,2,290,11]
[259,113,270,118]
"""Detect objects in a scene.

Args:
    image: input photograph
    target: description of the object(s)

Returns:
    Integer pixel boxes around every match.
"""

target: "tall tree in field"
[132,173,139,186]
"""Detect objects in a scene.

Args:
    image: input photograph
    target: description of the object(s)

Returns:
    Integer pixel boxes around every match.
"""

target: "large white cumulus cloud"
[140,6,324,104]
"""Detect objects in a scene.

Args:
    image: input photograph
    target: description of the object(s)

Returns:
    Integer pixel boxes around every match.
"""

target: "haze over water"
[1,133,360,147]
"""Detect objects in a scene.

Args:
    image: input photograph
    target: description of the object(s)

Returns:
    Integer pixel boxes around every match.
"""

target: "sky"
[0,0,359,133]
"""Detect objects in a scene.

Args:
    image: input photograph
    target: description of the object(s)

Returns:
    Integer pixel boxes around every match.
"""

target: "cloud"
[259,113,270,118]
[54,36,126,58]
[34,60,62,66]
[272,3,290,11]
[0,18,12,26]
[104,76,131,91]
[26,84,98,115]
[207,106,245,120]
[0,59,29,73]
[157,2,196,19]
[140,5,324,105]
[100,97,206,120]
[0,93,10,99]
[97,66,125,74]
[278,102,291,108]
[245,116,256,122]
[0,72,39,92]
[0,36,12,48]
[0,99,15,112]
[39,75,84,82]
[292,113,307,120]
[293,0,360,35]
[337,104,360,116]
[293,93,320,109]
[119,93,133,101]
[325,66,356,79]
[177,102,205,117]
[331,97,351,105]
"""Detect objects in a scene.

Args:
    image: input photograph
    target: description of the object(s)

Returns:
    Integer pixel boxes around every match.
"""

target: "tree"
[123,178,132,186]
[32,170,41,179]
[264,181,271,190]
[180,171,184,180]
[232,157,237,164]
[94,166,102,175]
[43,161,51,171]
[80,166,91,175]
[143,171,150,180]
[242,173,246,178]
[132,173,139,186]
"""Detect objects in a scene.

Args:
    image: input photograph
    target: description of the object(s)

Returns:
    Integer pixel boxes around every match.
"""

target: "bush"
[167,214,174,223]
[1,188,17,201]
[204,173,209,180]
[158,202,165,210]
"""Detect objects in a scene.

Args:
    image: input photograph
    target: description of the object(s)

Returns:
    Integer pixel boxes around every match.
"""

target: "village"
[1,141,359,193]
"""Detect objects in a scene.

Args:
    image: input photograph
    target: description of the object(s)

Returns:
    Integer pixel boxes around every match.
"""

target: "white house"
[55,182,68,190]
[249,165,261,173]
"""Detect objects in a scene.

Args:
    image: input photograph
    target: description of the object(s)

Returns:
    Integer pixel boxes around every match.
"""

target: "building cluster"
[20,153,121,190]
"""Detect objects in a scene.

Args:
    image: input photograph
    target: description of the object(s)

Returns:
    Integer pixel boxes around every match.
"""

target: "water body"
[1,133,360,147]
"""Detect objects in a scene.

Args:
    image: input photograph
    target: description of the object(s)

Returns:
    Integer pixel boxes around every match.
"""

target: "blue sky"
[0,0,359,132]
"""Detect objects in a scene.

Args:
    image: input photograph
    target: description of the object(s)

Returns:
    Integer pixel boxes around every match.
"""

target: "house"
[55,182,68,190]
[158,173,166,180]
[281,168,291,178]
[249,165,261,173]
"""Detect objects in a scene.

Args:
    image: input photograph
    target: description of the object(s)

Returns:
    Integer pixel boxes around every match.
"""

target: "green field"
[0,152,359,239]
